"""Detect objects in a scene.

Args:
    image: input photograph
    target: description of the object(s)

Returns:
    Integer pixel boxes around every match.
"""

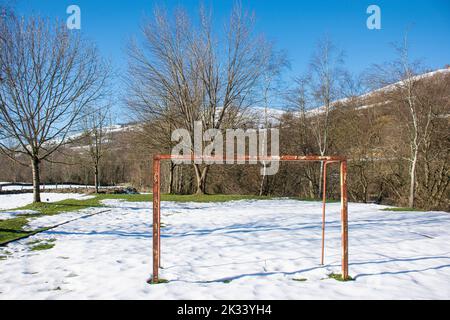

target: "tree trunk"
[259,164,266,196]
[318,161,324,199]
[193,164,209,194]
[201,166,208,193]
[308,180,315,199]
[31,157,41,203]
[168,161,175,194]
[94,164,99,194]
[408,150,418,208]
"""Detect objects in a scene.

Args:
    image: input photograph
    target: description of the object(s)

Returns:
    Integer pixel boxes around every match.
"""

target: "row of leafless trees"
[280,34,449,210]
[1,4,448,210]
[122,5,448,209]
[126,5,281,194]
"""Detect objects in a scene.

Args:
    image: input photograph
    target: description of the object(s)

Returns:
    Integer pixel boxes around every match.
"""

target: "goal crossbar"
[150,155,349,283]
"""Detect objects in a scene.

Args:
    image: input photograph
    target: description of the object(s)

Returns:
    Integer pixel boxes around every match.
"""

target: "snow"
[23,206,100,231]
[363,68,450,98]
[0,183,113,191]
[0,193,94,212]
[0,199,449,299]
[307,68,450,115]
[0,210,39,220]
[54,123,137,145]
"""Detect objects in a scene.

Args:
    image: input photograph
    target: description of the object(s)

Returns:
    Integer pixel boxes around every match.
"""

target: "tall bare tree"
[0,15,108,202]
[285,76,319,198]
[309,38,347,197]
[127,5,273,194]
[259,50,289,196]
[367,36,432,208]
[80,105,112,193]
[287,37,347,197]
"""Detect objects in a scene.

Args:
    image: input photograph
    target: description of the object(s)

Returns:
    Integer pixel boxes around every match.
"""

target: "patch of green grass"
[0,248,12,259]
[291,197,339,203]
[163,194,276,203]
[0,217,32,244]
[223,279,232,284]
[0,196,106,245]
[98,193,341,203]
[30,243,55,251]
[292,277,307,282]
[97,193,277,203]
[381,207,424,212]
[26,239,43,245]
[328,273,354,282]
[147,278,169,284]
[25,238,57,251]
[27,238,56,246]
[95,193,152,202]
[16,197,104,216]
[1,192,338,246]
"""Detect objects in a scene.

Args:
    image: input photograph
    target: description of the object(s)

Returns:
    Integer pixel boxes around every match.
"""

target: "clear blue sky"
[14,0,450,117]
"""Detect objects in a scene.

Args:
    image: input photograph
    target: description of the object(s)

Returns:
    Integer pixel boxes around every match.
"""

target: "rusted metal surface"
[152,157,161,283]
[151,154,349,283]
[340,160,349,280]
[157,154,346,162]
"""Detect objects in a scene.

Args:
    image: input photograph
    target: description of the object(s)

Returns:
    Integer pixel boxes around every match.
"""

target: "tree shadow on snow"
[170,264,327,284]
[161,222,325,238]
[351,255,450,280]
[166,254,450,284]
[45,229,152,239]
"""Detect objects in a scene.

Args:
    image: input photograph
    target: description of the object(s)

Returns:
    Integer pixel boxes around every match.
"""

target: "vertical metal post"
[152,157,161,283]
[340,160,349,279]
[158,203,161,267]
[321,161,327,265]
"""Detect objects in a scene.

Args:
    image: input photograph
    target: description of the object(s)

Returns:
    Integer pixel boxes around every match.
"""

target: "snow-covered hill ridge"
[307,67,450,115]
[63,68,450,140]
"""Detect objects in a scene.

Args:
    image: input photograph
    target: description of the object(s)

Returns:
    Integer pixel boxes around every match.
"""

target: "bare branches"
[0,14,109,202]
[79,103,112,192]
[126,4,276,193]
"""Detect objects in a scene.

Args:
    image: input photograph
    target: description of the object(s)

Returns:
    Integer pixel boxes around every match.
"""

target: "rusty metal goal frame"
[150,155,349,283]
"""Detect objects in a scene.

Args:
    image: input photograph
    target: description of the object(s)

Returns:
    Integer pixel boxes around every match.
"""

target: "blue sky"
[14,0,450,117]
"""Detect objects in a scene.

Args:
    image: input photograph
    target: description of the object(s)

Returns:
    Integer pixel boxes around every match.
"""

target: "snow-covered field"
[0,193,94,211]
[0,199,449,299]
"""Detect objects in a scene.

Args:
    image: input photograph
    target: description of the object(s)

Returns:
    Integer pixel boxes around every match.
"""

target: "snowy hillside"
[307,67,450,115]
[0,199,449,299]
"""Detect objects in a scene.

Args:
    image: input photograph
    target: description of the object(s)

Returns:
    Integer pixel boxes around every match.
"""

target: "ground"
[0,193,94,211]
[0,195,449,299]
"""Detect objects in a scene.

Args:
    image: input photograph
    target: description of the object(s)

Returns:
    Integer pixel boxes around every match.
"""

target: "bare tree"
[287,37,347,197]
[309,38,348,197]
[127,4,273,194]
[285,76,319,197]
[414,73,450,209]
[0,16,108,202]
[80,105,112,193]
[367,35,432,208]
[129,107,180,194]
[258,50,289,196]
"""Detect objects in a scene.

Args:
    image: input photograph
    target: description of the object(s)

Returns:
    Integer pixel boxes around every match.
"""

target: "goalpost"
[149,155,349,283]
